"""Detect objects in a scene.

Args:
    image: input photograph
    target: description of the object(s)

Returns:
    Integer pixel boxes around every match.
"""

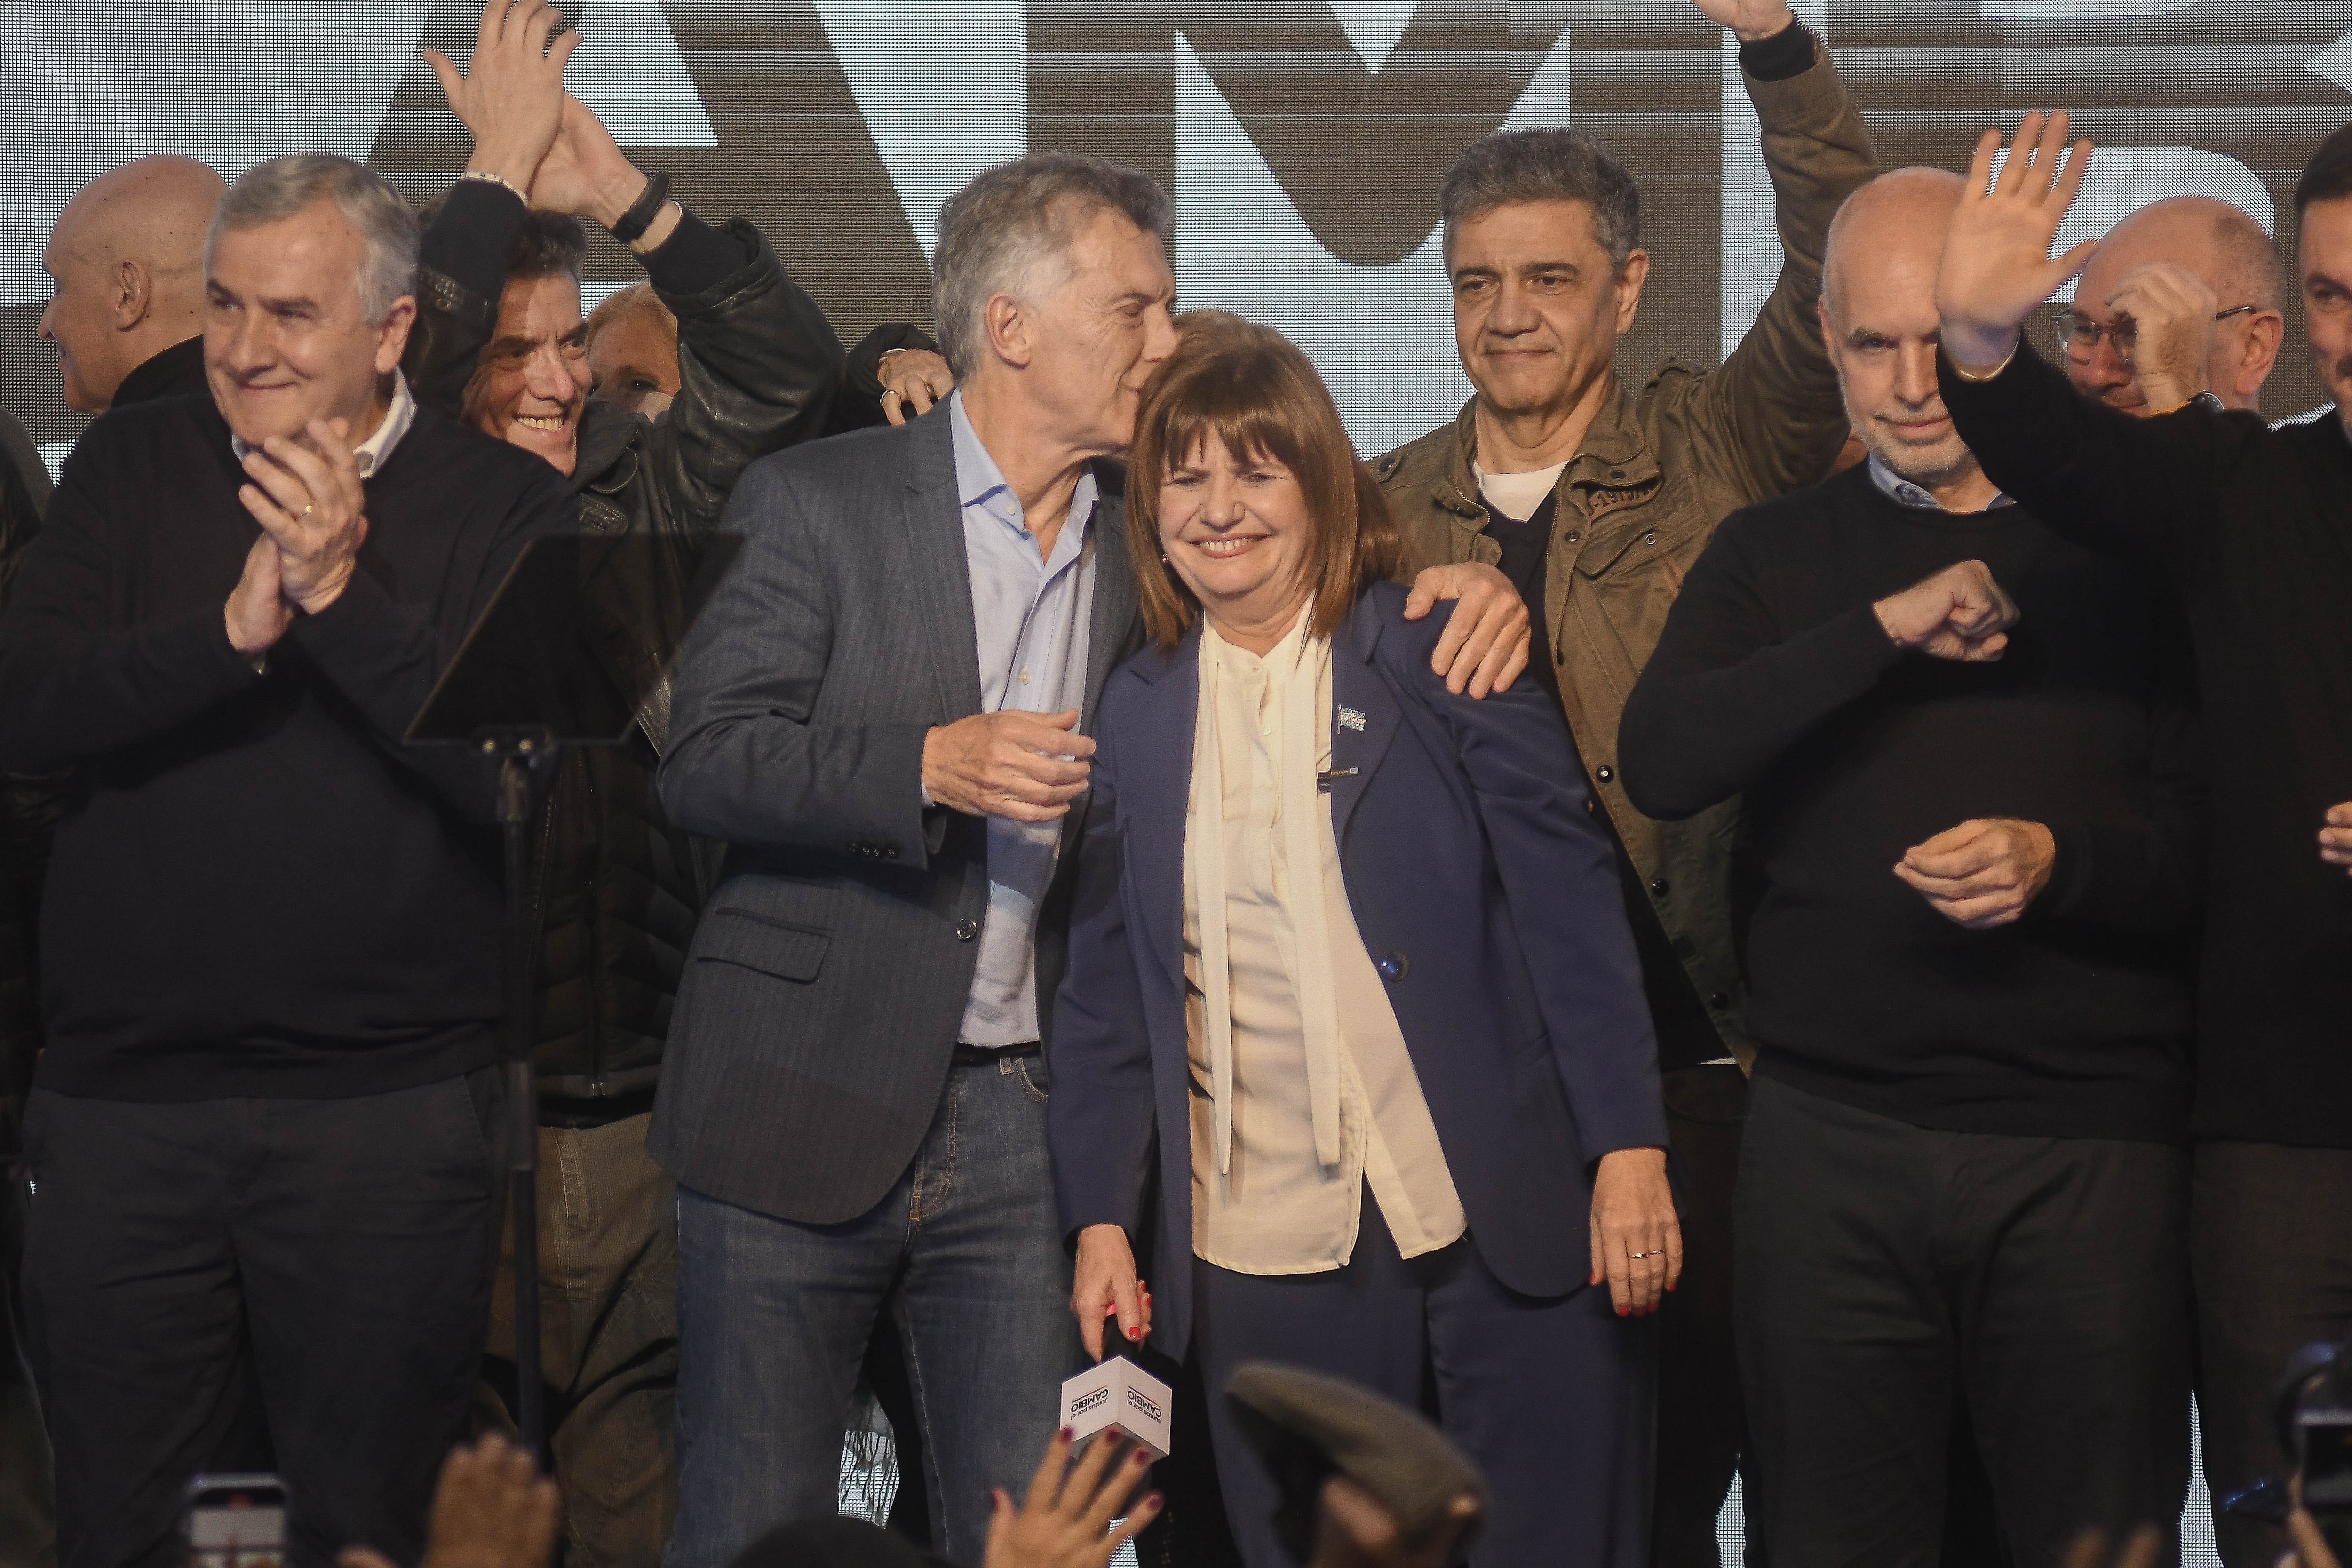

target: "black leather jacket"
[406,186,848,1120]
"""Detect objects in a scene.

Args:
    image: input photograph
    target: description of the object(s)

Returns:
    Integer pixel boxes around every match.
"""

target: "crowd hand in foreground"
[338,1434,559,1568]
[1310,1475,1484,1568]
[879,348,957,424]
[2060,1515,2344,1568]
[982,1427,1162,1568]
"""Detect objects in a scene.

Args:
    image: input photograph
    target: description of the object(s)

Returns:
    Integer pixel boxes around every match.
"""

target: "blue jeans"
[664,1052,1083,1568]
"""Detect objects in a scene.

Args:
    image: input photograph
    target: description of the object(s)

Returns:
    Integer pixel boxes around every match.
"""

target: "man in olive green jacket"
[1375,2,1874,1560]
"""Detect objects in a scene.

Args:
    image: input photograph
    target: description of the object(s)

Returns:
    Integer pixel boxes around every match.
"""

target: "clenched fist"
[1872,560,2020,663]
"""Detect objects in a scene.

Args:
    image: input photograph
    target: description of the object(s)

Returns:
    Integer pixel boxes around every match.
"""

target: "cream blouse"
[1182,614,1466,1275]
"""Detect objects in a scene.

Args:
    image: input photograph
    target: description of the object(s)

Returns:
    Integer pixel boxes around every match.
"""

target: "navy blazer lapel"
[1081,478,1139,732]
[1329,595,1402,844]
[899,415,984,721]
[1119,630,1200,992]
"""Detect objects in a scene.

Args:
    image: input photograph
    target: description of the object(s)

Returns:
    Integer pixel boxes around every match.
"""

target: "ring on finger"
[1629,1250,1661,1259]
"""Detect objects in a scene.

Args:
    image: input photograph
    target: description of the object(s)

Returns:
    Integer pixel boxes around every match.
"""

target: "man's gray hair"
[208,154,420,323]
[931,152,1173,378]
[1439,128,1641,266]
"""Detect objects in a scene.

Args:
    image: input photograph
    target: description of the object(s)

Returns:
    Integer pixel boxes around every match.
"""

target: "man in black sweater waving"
[0,155,573,1568]
[1935,113,2352,1568]
[1621,168,2202,1565]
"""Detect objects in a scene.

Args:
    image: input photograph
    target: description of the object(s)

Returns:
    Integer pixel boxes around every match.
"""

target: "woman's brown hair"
[1126,311,1409,648]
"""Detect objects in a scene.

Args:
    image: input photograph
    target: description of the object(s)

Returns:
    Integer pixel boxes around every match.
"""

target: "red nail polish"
[1059,1426,1075,1442]
[1128,1327,1143,1339]
[1616,1305,1629,1317]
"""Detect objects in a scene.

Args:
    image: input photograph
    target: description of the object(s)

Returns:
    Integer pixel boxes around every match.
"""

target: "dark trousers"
[477,1114,678,1568]
[1654,1065,1747,1568]
[1194,1194,1656,1568]
[1,1169,56,1568]
[1736,1077,2192,1568]
[2190,1141,2352,1568]
[20,1073,503,1568]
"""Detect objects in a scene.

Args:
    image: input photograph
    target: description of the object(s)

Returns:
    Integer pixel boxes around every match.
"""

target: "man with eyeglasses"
[2050,194,2285,418]
[1937,114,2352,1567]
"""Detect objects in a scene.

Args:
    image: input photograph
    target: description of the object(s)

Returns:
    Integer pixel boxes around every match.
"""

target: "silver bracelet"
[458,168,527,204]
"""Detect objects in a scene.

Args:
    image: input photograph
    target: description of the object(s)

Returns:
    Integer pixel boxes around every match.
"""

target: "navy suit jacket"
[1048,581,1668,1359]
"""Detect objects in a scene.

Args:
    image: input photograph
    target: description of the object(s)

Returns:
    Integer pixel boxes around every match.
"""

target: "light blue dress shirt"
[946,392,1099,1046]
[1866,452,2013,512]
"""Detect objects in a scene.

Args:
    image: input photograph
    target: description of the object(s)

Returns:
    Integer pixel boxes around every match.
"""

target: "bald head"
[2065,195,2284,413]
[1823,167,1964,318]
[39,155,226,412]
[1818,169,1998,508]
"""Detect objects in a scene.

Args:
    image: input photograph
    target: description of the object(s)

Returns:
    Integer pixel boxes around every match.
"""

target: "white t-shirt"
[1474,460,1569,522]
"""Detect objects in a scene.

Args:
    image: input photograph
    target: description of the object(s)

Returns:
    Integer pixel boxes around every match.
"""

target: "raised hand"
[2104,261,2219,412]
[423,0,580,191]
[529,93,679,253]
[238,418,369,616]
[1871,559,2019,663]
[982,1429,1162,1568]
[1687,0,1797,43]
[338,1434,559,1568]
[1936,111,2097,373]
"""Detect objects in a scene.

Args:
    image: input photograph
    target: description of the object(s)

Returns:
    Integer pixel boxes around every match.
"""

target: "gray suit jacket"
[648,410,1143,1224]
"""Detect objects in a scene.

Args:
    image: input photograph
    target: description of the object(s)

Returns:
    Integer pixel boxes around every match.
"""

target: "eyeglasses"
[2055,303,2258,361]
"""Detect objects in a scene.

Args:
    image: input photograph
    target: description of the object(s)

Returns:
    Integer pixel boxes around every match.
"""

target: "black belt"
[953,1041,1040,1066]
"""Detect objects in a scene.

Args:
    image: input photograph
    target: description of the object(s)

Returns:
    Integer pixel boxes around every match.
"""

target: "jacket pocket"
[696,906,831,983]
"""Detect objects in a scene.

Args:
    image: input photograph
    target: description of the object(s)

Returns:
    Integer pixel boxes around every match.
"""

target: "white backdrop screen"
[7,0,2352,461]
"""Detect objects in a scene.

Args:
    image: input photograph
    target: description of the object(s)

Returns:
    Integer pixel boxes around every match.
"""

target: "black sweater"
[0,392,575,1099]
[1619,466,2201,1143]
[1943,343,2352,1148]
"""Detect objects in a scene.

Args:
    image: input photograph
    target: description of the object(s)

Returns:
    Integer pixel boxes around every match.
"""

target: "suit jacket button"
[1375,952,1410,982]
[1649,877,1669,897]
[1708,992,1730,1009]
[954,918,980,941]
[1595,765,1614,783]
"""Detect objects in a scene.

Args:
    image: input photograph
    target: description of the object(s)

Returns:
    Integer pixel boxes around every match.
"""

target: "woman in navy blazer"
[1047,318,1677,1567]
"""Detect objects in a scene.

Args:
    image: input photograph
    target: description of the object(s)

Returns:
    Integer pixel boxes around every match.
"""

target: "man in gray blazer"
[651,152,1531,1568]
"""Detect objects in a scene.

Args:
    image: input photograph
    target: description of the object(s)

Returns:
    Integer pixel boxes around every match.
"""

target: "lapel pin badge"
[1338,707,1367,732]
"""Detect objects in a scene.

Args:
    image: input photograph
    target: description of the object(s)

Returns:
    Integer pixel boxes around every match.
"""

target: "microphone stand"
[488,728,553,1461]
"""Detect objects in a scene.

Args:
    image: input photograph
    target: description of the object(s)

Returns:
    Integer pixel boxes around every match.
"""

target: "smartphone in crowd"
[186,1473,287,1568]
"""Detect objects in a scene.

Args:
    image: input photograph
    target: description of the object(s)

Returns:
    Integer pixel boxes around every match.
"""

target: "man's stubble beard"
[1863,424,1980,494]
